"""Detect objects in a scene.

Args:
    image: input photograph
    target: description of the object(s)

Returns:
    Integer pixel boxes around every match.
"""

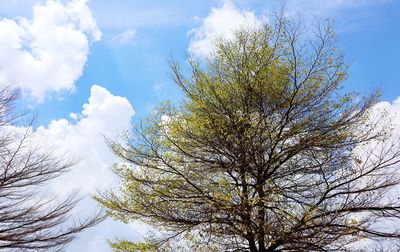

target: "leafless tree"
[0,87,104,251]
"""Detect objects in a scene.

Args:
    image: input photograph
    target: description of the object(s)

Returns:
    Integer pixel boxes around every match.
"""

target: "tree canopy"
[96,15,400,252]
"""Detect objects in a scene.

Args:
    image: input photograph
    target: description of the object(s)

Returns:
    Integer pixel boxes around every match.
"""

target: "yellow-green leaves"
[95,15,390,252]
[109,240,159,252]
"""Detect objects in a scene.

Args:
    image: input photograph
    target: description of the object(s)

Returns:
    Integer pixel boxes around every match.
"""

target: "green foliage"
[109,240,159,252]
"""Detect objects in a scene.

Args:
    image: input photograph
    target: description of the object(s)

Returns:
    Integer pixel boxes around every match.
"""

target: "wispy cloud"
[91,2,188,30]
[284,0,395,16]
[153,82,165,93]
[112,28,136,45]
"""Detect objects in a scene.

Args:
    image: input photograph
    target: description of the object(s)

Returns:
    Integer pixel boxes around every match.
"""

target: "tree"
[96,15,400,252]
[0,87,104,251]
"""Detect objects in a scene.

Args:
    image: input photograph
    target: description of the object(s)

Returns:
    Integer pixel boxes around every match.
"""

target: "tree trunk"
[249,238,258,252]
[257,181,266,252]
[266,241,280,252]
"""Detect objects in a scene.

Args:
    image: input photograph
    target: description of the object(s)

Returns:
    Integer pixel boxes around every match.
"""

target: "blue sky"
[0,0,399,251]
[2,0,399,125]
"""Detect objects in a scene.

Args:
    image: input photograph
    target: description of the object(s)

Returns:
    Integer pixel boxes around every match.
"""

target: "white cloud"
[188,0,266,58]
[31,85,136,251]
[0,0,101,101]
[113,28,136,45]
[347,97,400,250]
[2,84,136,251]
[368,97,400,144]
[36,85,134,195]
[69,112,79,120]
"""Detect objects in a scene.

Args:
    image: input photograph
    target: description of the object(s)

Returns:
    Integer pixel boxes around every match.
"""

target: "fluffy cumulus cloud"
[36,85,134,195]
[0,0,101,101]
[188,0,266,58]
[31,85,140,251]
[347,97,400,250]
